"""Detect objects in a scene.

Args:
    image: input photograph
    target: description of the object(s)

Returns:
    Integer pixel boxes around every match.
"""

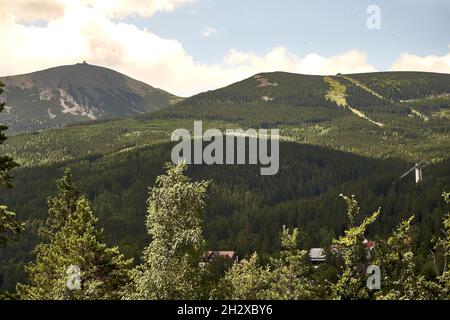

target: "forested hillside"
[0,70,449,295]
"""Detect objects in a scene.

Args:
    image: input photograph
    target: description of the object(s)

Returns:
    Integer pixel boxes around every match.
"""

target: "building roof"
[309,248,326,261]
[205,251,237,260]
[363,239,376,250]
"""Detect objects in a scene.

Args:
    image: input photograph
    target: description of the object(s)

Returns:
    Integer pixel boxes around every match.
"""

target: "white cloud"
[390,47,450,73]
[0,0,193,22]
[0,0,66,22]
[83,0,194,19]
[202,26,217,38]
[224,47,376,76]
[0,1,379,96]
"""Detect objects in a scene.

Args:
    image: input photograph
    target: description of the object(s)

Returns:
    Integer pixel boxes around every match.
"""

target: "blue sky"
[1,0,449,95]
[130,0,450,70]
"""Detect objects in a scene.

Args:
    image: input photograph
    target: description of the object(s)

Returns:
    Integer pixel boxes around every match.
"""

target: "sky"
[0,0,449,96]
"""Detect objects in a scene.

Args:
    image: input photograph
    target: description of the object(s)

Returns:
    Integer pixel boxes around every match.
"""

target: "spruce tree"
[18,170,132,300]
[0,81,22,246]
[39,169,79,241]
[0,206,23,246]
[124,162,209,300]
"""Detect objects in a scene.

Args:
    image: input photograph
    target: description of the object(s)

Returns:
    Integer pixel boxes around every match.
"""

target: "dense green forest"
[1,139,449,292]
[2,162,450,299]
[0,71,449,298]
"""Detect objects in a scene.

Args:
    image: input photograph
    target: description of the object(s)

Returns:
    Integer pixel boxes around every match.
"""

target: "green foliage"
[0,70,449,297]
[180,72,334,108]
[0,81,19,187]
[215,253,271,300]
[350,72,450,102]
[216,227,323,300]
[2,161,450,300]
[0,206,23,246]
[1,139,449,292]
[263,227,319,300]
[373,216,431,299]
[39,169,79,241]
[431,192,450,298]
[324,77,348,108]
[17,171,132,300]
[329,194,450,300]
[331,195,380,300]
[0,81,23,248]
[124,162,210,300]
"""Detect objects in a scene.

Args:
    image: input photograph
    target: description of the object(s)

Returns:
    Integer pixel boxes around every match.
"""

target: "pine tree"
[17,170,132,300]
[0,81,22,246]
[124,162,210,300]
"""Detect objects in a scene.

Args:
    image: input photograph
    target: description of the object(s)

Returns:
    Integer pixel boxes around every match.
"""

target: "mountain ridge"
[0,62,178,133]
[181,70,450,106]
[1,65,450,134]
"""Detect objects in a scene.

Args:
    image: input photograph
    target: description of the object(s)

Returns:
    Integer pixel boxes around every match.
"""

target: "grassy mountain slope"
[0,63,177,133]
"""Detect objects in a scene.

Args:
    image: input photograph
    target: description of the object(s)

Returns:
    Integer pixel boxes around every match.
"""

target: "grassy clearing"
[324,77,384,127]
[324,77,348,107]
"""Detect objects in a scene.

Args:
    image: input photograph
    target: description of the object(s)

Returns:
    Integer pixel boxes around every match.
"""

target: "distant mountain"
[0,63,178,133]
[181,71,450,107]
[175,71,450,129]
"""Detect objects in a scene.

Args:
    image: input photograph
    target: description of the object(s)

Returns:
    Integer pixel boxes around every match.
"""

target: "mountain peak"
[0,64,177,133]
